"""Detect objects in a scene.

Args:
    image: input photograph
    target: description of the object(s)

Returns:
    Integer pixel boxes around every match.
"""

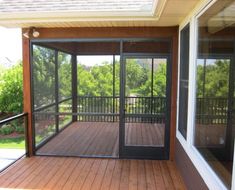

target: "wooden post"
[22,29,34,156]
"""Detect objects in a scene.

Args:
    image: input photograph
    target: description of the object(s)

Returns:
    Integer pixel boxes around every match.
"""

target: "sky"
[77,55,120,66]
[0,27,116,68]
[0,27,22,64]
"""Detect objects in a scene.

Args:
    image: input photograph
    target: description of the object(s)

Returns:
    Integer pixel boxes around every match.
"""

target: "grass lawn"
[0,136,25,149]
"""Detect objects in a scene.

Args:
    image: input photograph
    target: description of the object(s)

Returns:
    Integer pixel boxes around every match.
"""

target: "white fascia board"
[0,10,153,19]
[0,10,160,26]
[0,16,159,26]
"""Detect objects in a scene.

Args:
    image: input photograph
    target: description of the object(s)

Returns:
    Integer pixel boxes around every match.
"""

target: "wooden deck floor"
[125,123,164,146]
[37,122,119,157]
[37,122,164,157]
[0,156,186,190]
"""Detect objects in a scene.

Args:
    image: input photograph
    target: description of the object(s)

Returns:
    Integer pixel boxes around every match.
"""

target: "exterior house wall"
[175,139,208,190]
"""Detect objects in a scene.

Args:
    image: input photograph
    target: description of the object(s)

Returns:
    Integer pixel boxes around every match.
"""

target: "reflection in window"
[194,0,235,188]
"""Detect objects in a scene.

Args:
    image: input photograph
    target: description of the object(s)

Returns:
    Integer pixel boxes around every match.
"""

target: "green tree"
[58,52,72,100]
[0,62,23,113]
[136,63,166,97]
[77,64,98,96]
[33,45,55,108]
[91,62,113,96]
[125,59,149,95]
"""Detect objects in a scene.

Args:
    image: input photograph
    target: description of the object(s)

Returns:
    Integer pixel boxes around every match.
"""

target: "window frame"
[176,0,234,189]
[178,23,190,139]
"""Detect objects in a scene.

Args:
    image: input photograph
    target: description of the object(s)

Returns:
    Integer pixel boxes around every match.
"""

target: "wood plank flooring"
[37,122,119,157]
[125,123,164,146]
[0,156,186,190]
[37,122,165,157]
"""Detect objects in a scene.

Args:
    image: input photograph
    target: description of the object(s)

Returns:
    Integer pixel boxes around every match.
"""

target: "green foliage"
[77,59,167,97]
[137,63,166,96]
[126,59,150,93]
[15,126,25,134]
[0,124,14,135]
[0,120,25,135]
[58,52,72,99]
[197,60,229,98]
[0,62,23,113]
[35,124,56,145]
[33,45,55,107]
[78,64,99,96]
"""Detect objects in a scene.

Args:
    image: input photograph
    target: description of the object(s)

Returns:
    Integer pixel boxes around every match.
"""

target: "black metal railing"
[0,113,28,171]
[34,96,230,124]
[32,96,231,147]
[76,96,166,122]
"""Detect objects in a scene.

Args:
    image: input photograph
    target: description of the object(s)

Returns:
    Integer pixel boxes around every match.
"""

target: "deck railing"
[77,96,229,124]
[32,96,229,147]
[33,96,229,124]
[77,96,166,122]
[0,113,28,171]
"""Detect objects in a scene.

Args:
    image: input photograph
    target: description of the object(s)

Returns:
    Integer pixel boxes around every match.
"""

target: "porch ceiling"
[0,0,199,28]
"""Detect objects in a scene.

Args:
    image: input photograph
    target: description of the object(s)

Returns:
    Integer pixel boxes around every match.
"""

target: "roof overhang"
[0,0,199,28]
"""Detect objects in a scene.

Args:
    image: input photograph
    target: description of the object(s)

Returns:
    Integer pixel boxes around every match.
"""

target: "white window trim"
[177,0,234,189]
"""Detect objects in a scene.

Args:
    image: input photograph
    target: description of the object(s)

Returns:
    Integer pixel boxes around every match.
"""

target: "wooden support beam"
[22,31,34,156]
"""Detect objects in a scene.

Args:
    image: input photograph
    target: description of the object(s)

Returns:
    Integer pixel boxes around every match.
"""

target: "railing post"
[55,50,59,133]
[113,55,116,122]
[72,54,78,122]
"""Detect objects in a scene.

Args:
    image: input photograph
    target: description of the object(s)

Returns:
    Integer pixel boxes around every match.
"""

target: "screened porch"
[32,40,170,158]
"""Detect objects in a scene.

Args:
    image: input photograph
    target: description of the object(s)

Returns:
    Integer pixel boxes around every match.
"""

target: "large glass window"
[194,0,235,188]
[178,24,190,139]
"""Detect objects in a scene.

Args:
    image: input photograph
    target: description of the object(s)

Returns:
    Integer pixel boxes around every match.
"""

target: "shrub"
[0,124,14,135]
[0,62,23,114]
[15,126,25,134]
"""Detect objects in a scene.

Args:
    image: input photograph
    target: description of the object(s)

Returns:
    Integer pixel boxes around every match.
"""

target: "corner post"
[22,29,34,156]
